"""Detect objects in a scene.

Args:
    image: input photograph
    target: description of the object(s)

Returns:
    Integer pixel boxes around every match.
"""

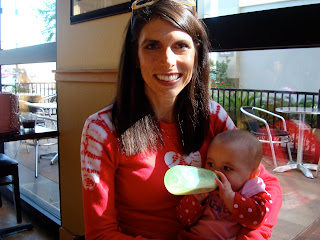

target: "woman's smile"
[155,74,182,82]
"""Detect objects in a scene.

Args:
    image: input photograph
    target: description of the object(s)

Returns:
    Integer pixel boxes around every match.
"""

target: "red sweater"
[80,101,282,240]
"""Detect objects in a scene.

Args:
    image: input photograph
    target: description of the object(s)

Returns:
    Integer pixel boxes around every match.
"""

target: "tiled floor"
[262,156,320,240]
[1,145,320,239]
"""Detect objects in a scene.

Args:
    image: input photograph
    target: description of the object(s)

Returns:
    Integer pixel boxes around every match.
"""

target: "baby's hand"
[192,192,209,205]
[214,171,235,212]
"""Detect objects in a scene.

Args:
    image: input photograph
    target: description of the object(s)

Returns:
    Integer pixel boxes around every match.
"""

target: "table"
[21,101,57,118]
[0,126,59,177]
[274,107,320,178]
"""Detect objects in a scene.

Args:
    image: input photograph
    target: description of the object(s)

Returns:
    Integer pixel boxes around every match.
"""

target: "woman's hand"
[214,170,235,212]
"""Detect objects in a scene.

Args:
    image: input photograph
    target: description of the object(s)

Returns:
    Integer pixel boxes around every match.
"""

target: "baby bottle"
[164,165,219,195]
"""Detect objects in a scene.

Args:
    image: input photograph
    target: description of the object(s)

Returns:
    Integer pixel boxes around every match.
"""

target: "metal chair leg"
[316,156,320,178]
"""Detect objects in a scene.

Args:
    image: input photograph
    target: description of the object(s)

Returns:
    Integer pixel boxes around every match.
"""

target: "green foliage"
[37,0,56,42]
[210,57,233,88]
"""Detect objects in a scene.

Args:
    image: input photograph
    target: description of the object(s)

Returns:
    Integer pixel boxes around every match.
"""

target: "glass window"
[1,62,56,95]
[198,0,320,18]
[1,62,58,220]
[209,48,320,92]
[1,0,56,50]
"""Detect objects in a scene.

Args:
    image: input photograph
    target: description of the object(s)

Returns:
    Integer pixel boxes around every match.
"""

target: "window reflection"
[209,48,320,92]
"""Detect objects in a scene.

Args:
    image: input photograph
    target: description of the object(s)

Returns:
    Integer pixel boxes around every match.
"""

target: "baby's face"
[205,142,253,192]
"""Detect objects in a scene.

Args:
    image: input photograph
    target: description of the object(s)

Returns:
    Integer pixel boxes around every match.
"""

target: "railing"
[1,82,56,97]
[1,82,57,115]
[211,88,320,129]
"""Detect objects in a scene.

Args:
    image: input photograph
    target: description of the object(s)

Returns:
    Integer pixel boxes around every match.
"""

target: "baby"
[177,129,274,240]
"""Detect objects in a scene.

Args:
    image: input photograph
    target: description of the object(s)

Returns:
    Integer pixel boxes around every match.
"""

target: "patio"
[1,140,320,239]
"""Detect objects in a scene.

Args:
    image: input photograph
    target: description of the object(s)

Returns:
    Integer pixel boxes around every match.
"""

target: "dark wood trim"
[70,1,131,24]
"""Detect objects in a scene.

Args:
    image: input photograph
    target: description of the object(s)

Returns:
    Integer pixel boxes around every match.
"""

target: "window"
[1,0,56,50]
[0,0,59,224]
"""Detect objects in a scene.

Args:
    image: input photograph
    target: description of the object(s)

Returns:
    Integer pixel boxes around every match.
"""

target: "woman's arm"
[236,164,282,240]
[81,113,157,240]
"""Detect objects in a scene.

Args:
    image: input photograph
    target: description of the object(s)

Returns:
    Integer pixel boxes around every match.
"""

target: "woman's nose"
[160,48,176,68]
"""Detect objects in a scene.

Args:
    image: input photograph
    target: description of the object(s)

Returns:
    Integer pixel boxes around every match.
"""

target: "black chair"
[240,106,293,169]
[0,153,33,238]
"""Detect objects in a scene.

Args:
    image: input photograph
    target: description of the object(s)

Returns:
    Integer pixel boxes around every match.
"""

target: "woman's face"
[138,18,196,106]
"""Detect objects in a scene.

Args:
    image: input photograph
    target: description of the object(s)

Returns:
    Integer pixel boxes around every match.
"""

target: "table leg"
[35,139,39,178]
[273,114,315,179]
[50,153,58,165]
[296,114,305,164]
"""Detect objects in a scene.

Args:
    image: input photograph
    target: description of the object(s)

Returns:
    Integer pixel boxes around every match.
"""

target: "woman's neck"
[150,97,176,124]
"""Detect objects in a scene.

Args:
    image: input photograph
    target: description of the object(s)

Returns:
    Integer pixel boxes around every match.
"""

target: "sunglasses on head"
[131,0,196,14]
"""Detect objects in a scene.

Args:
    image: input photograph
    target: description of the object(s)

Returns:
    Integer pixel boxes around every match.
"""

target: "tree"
[37,0,56,42]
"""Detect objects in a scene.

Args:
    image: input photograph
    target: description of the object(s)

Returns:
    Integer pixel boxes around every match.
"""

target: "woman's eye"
[177,42,189,49]
[145,43,158,50]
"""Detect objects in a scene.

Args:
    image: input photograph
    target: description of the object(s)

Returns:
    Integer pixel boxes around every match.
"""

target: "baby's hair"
[212,129,263,170]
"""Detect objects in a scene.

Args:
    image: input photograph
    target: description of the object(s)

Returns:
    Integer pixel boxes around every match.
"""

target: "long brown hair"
[112,0,211,156]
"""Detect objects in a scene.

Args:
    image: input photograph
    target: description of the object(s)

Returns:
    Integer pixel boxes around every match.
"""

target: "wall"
[56,0,129,238]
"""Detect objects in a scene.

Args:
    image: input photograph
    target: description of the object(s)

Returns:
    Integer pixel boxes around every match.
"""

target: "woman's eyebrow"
[139,39,159,46]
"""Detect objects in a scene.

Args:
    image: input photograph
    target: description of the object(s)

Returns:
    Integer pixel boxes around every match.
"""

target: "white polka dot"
[253,221,258,225]
[185,209,189,213]
[269,200,273,204]
[242,197,246,201]
[192,201,195,205]
[261,212,265,216]
[248,208,253,212]
[234,204,238,208]
[266,207,269,212]
[265,218,268,222]
[239,214,244,218]
[255,201,258,204]
[261,202,265,206]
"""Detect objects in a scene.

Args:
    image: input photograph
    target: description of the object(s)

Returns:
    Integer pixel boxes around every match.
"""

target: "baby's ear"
[249,168,260,179]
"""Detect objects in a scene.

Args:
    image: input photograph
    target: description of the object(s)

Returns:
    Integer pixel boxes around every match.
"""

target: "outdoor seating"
[240,106,293,168]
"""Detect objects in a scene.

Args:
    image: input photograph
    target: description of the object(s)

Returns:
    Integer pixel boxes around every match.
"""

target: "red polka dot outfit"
[177,177,273,240]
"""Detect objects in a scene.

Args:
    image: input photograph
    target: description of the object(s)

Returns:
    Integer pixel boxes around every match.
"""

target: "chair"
[14,113,58,177]
[240,106,293,168]
[0,154,34,237]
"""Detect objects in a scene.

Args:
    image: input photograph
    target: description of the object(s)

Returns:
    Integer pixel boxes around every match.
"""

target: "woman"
[80,0,282,239]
